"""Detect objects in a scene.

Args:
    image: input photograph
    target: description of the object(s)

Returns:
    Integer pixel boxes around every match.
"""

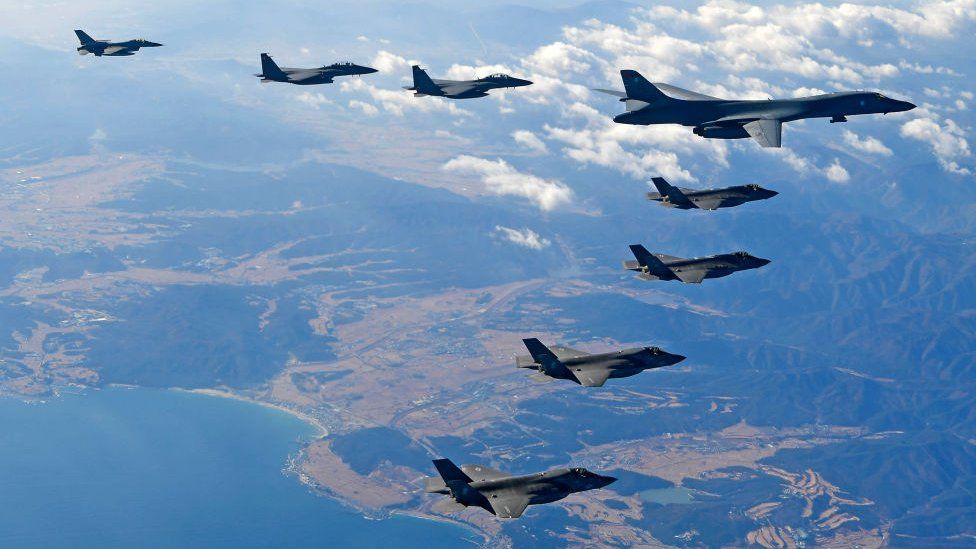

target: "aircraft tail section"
[628,244,673,277]
[259,53,287,80]
[432,459,473,484]
[410,65,442,95]
[522,338,557,364]
[651,177,696,208]
[74,30,96,45]
[620,70,673,104]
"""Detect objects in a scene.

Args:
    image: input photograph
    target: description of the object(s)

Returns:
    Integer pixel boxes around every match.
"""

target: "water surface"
[0,388,475,548]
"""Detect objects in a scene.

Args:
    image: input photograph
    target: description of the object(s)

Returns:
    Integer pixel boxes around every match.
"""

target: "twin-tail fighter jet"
[74,30,162,56]
[425,458,615,518]
[255,53,377,85]
[404,65,532,99]
[625,244,769,284]
[516,338,684,387]
[599,70,916,147]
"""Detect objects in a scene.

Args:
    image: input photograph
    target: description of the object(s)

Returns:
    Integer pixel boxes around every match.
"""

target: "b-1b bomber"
[425,458,616,518]
[516,338,684,387]
[599,69,915,147]
[625,244,769,284]
[647,177,778,210]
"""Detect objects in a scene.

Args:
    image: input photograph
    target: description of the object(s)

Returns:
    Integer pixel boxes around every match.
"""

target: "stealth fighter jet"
[404,65,532,99]
[74,30,162,57]
[516,338,684,387]
[625,244,769,283]
[424,458,616,518]
[648,177,778,210]
[598,70,915,147]
[255,53,377,85]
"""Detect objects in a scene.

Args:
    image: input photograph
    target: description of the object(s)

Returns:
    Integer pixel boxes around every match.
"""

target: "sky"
[0,0,973,222]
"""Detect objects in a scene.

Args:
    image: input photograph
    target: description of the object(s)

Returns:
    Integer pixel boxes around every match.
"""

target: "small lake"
[0,388,476,548]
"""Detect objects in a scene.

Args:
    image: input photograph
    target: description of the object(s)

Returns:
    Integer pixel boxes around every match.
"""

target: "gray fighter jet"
[424,458,616,518]
[255,53,377,85]
[625,244,769,283]
[74,30,162,57]
[516,338,684,387]
[404,65,532,99]
[648,177,778,210]
[598,70,915,147]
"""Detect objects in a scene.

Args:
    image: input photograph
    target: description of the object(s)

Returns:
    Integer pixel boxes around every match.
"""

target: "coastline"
[174,388,329,438]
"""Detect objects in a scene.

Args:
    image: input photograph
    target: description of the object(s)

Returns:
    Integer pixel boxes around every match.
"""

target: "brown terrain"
[0,154,889,547]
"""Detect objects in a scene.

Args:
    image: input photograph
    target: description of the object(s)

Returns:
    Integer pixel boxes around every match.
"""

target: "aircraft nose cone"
[515,78,533,87]
[598,475,617,488]
[765,189,779,198]
[667,354,687,366]
[363,66,379,74]
[755,257,771,267]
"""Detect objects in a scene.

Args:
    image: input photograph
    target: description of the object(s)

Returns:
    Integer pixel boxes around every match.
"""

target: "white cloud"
[825,158,851,183]
[339,79,469,117]
[512,130,548,154]
[900,115,972,174]
[370,50,413,74]
[296,92,333,109]
[348,99,378,116]
[442,156,573,210]
[842,130,893,156]
[494,226,551,250]
[769,149,852,182]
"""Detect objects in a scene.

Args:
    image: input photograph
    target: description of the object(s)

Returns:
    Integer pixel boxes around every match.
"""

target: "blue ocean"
[0,388,475,548]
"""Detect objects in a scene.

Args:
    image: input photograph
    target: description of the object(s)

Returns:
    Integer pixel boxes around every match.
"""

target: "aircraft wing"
[674,268,708,284]
[461,464,509,482]
[103,46,132,55]
[690,197,724,210]
[289,70,328,83]
[743,119,783,147]
[550,346,591,360]
[440,82,479,96]
[653,253,684,263]
[486,493,531,518]
[572,365,613,387]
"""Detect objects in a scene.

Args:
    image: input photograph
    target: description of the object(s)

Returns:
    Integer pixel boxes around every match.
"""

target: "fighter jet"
[404,65,532,99]
[255,53,377,85]
[516,338,684,387]
[74,30,162,57]
[598,70,915,147]
[424,458,616,518]
[647,177,778,210]
[625,244,769,284]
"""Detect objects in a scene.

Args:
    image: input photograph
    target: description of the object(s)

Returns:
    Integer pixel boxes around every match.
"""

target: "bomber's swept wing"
[743,119,783,147]
[673,268,708,284]
[572,365,613,387]
[486,493,531,518]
